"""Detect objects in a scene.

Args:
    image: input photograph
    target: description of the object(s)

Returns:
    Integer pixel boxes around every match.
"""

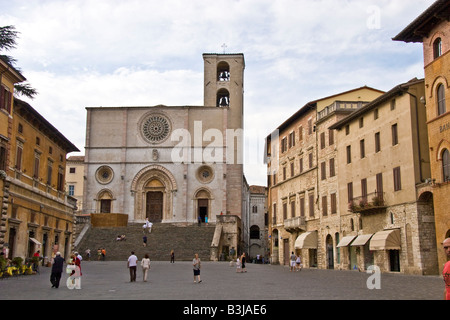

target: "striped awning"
[351,234,373,246]
[294,231,317,249]
[369,229,401,250]
[336,235,356,247]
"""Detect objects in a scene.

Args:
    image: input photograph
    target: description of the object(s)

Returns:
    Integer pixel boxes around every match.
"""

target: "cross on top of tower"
[221,43,227,53]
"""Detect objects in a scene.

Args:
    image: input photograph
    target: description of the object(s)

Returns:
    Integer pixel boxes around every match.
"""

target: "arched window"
[433,38,442,59]
[443,149,450,182]
[217,62,230,81]
[250,225,260,239]
[217,89,230,107]
[98,189,113,213]
[438,84,446,116]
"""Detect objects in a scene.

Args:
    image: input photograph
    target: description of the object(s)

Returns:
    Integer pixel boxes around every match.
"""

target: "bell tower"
[203,53,245,129]
[202,53,245,218]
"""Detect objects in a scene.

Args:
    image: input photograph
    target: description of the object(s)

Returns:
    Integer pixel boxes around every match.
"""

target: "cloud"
[1,0,436,185]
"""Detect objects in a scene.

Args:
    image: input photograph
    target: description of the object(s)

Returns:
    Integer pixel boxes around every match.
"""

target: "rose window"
[141,114,171,144]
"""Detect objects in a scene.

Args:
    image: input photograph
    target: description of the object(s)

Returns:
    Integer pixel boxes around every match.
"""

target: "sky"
[1,0,435,186]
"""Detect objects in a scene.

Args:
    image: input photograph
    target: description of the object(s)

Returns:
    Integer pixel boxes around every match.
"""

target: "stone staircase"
[74,223,216,261]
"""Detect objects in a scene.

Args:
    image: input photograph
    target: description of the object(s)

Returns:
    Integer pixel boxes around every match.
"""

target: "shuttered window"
[393,166,401,191]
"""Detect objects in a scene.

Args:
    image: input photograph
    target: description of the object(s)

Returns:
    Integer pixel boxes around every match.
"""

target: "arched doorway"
[417,190,439,274]
[326,234,334,269]
[194,189,212,223]
[97,189,114,213]
[131,165,177,222]
[145,179,164,222]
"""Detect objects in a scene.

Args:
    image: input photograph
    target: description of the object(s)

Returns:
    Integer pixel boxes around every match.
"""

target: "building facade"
[83,53,245,257]
[331,79,438,275]
[0,57,26,255]
[248,185,268,262]
[393,0,450,274]
[66,156,85,214]
[265,86,384,268]
[2,98,79,262]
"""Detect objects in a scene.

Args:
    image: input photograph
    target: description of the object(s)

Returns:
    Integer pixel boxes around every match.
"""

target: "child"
[236,257,241,273]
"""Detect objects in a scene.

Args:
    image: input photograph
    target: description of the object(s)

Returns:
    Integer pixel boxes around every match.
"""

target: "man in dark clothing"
[50,252,65,288]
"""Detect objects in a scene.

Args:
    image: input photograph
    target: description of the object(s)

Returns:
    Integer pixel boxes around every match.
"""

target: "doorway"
[283,239,290,266]
[198,199,208,222]
[326,235,334,269]
[146,191,163,222]
[389,250,400,272]
[100,199,111,213]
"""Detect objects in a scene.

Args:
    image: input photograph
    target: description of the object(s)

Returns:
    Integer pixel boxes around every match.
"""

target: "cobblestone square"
[0,260,443,301]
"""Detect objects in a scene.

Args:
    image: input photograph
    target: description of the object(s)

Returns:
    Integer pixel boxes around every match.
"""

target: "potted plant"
[12,257,23,275]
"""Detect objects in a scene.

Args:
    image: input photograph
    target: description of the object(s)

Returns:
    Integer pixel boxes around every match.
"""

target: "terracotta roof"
[329,78,424,130]
[266,86,384,139]
[249,185,266,194]
[393,0,450,43]
[67,156,85,162]
[14,98,80,153]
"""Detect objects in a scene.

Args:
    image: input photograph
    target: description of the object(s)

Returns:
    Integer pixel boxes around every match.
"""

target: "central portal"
[146,191,163,222]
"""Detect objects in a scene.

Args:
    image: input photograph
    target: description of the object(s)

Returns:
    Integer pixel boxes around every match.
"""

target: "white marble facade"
[83,54,245,224]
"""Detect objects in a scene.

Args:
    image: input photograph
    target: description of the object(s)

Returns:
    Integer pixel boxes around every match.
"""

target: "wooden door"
[146,191,163,222]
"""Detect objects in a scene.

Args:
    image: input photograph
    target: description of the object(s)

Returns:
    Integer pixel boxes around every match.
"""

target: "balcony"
[284,216,306,232]
[349,192,387,214]
[317,101,369,122]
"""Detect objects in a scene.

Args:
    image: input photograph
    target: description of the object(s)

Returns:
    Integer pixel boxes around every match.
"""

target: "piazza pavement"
[0,259,444,302]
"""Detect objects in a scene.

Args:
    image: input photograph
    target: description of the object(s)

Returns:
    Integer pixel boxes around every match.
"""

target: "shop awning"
[29,237,41,246]
[336,235,356,247]
[369,229,401,250]
[351,234,373,246]
[294,231,317,249]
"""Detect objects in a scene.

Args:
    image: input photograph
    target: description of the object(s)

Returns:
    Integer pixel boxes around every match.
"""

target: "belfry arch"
[131,165,177,222]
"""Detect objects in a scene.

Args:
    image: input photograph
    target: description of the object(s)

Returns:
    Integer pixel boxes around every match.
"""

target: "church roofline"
[85,105,213,110]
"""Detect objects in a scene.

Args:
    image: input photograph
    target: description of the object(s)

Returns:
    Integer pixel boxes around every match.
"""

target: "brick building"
[265,86,384,268]
[393,0,450,274]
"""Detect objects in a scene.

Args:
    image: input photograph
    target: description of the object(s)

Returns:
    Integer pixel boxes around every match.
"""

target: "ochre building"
[393,0,450,274]
[2,97,79,262]
[265,86,384,268]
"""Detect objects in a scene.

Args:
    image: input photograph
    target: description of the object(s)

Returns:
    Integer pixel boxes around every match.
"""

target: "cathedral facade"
[83,54,245,227]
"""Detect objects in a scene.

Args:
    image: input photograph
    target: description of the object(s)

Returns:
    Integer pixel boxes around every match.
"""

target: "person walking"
[127,251,138,282]
[85,248,91,261]
[193,253,202,283]
[170,250,175,263]
[50,252,65,288]
[236,256,241,273]
[290,252,296,272]
[143,235,147,247]
[443,237,450,300]
[67,253,82,289]
[295,255,302,271]
[241,253,247,273]
[141,254,151,282]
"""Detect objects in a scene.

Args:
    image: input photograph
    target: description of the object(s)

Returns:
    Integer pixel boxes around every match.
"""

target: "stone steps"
[75,222,216,261]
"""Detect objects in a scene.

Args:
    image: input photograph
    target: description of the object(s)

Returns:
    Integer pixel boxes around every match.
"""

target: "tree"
[0,25,37,99]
